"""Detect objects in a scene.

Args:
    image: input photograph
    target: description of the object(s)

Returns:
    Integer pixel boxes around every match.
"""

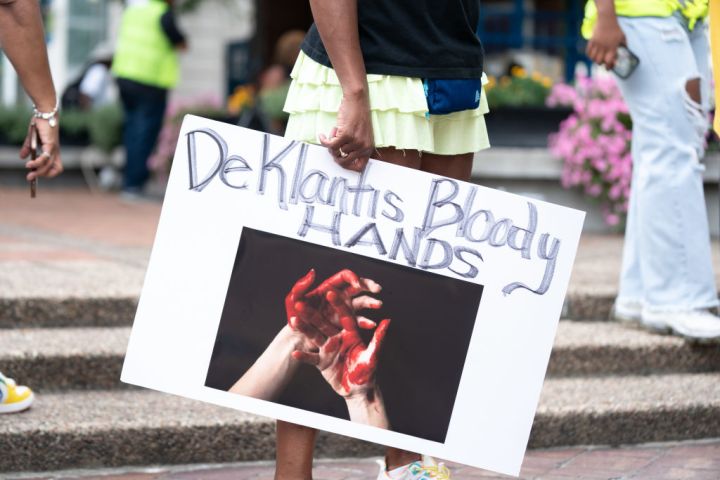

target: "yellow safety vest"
[111,0,179,89]
[582,0,709,39]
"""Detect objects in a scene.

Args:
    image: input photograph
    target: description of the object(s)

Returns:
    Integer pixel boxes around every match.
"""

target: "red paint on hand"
[286,269,391,397]
[338,318,391,392]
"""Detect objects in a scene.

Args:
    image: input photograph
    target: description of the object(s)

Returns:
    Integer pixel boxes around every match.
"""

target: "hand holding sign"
[318,89,375,172]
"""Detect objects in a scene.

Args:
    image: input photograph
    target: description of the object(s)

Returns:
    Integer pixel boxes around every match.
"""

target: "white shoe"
[641,309,720,341]
[377,456,451,479]
[611,299,642,324]
[98,166,121,191]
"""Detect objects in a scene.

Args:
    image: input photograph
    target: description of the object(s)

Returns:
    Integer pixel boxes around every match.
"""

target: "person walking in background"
[277,0,489,478]
[583,0,720,341]
[112,0,187,199]
[61,43,116,111]
[0,0,64,413]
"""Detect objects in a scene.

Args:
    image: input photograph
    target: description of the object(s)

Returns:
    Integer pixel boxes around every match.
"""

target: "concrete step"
[0,294,616,328]
[0,390,383,473]
[548,321,720,376]
[2,323,719,392]
[13,291,718,328]
[2,234,717,327]
[0,327,129,390]
[471,148,720,235]
[0,297,138,329]
[2,373,719,472]
[532,373,720,448]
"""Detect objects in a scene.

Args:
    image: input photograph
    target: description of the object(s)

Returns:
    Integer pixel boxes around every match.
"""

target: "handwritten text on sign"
[185,128,560,295]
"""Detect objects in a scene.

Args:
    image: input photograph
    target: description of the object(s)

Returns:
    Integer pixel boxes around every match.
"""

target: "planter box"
[0,130,91,147]
[485,106,573,148]
[59,131,91,147]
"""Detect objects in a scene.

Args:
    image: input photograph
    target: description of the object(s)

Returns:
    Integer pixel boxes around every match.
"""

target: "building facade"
[0,0,255,107]
[0,0,585,107]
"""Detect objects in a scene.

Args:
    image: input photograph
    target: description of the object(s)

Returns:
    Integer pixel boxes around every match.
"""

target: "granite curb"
[0,294,620,326]
[2,375,719,472]
[3,323,720,391]
[0,297,138,328]
[7,440,720,480]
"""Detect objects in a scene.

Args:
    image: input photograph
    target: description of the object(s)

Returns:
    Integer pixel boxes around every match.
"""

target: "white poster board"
[122,115,585,477]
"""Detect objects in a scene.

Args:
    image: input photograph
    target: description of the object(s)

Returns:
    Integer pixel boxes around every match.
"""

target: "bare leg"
[685,77,701,104]
[273,150,475,477]
[275,420,317,480]
[375,149,475,470]
[421,152,475,182]
[374,147,423,170]
[375,148,474,182]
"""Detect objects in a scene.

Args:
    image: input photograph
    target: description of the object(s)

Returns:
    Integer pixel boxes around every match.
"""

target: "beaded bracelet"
[32,100,59,128]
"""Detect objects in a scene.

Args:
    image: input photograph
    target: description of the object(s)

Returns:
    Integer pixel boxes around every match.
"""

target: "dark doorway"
[255,0,313,70]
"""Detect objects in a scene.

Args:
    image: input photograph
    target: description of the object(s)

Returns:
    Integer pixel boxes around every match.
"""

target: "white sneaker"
[641,309,720,341]
[611,299,642,324]
[377,456,451,480]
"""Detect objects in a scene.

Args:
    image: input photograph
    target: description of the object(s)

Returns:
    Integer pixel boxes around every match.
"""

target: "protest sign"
[122,115,585,476]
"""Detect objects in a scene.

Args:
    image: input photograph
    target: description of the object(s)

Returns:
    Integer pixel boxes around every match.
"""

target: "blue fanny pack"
[423,78,482,115]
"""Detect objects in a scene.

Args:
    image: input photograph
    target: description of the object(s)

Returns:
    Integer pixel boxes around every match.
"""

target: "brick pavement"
[10,439,720,479]
[0,188,160,248]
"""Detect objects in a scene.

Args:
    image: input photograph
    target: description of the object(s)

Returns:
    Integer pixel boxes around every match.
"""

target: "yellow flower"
[227,85,255,113]
[500,76,511,87]
[511,66,527,78]
[541,77,553,88]
[531,71,543,82]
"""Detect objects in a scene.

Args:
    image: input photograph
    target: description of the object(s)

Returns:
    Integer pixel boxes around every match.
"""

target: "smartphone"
[612,45,640,79]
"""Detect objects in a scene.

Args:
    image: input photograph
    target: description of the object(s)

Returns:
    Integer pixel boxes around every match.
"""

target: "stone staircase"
[2,294,720,473]
[1,189,719,475]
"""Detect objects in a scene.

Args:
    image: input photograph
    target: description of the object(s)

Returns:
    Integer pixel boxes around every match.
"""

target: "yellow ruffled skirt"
[283,52,491,155]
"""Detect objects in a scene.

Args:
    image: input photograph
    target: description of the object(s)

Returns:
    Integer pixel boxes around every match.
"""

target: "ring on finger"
[339,148,349,158]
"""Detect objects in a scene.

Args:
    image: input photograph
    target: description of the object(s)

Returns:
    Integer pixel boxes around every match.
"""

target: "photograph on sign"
[122,116,585,476]
[206,227,483,443]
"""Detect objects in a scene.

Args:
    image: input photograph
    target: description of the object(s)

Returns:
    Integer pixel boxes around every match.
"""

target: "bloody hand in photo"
[285,269,391,398]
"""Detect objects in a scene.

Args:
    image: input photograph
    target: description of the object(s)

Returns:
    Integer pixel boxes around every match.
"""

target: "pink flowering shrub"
[148,94,225,179]
[547,73,632,227]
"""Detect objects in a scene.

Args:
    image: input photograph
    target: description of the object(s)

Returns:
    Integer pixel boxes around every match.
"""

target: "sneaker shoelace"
[410,462,451,479]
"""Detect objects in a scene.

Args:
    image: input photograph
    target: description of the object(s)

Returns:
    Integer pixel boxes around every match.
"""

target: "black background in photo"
[205,227,483,443]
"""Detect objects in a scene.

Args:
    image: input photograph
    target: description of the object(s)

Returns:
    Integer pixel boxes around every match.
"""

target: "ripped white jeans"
[616,15,718,313]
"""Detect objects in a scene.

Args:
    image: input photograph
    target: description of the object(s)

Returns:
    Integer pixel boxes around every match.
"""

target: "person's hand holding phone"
[586,14,626,70]
[21,117,63,182]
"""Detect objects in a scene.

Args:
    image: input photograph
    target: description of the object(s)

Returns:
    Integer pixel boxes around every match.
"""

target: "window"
[67,0,109,80]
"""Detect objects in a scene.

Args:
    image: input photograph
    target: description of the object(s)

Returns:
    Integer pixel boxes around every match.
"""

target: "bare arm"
[309,0,374,172]
[0,0,55,111]
[586,0,626,69]
[0,0,62,179]
[228,326,304,400]
[309,0,366,98]
[346,387,389,429]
